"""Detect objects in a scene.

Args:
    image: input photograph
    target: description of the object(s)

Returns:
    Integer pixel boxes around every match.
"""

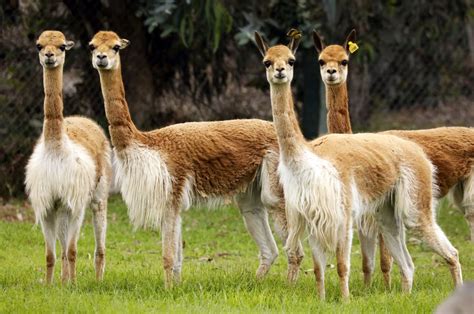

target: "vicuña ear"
[254,32,269,57]
[343,29,356,53]
[120,38,130,49]
[312,30,325,54]
[65,40,75,50]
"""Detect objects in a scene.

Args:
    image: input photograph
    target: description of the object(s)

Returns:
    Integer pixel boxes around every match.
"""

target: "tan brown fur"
[26,31,111,284]
[258,33,462,299]
[64,116,112,182]
[314,30,474,290]
[383,128,474,196]
[144,120,278,197]
[90,31,302,287]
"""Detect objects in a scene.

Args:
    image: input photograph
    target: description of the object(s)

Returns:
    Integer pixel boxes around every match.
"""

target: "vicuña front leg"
[173,215,183,283]
[92,199,107,281]
[336,217,352,301]
[41,212,57,284]
[66,212,84,284]
[57,210,70,284]
[161,209,181,288]
[284,210,305,284]
[263,172,304,282]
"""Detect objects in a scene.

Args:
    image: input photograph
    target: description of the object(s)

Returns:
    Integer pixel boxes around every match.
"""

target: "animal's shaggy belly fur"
[114,144,172,230]
[115,143,268,231]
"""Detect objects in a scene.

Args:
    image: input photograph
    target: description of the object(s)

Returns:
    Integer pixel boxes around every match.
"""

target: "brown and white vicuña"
[255,31,462,300]
[25,30,112,284]
[88,31,305,288]
[313,29,474,289]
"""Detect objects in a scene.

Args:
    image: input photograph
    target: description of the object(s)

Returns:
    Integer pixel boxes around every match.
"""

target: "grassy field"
[0,196,472,313]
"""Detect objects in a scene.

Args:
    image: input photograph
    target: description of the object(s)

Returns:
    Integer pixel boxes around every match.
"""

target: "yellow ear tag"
[348,41,359,54]
[287,28,302,40]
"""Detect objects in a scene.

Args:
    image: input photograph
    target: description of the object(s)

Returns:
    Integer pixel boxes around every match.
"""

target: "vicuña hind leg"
[452,173,474,242]
[91,199,107,281]
[309,235,326,300]
[378,233,393,289]
[237,191,279,279]
[358,230,376,287]
[376,204,414,293]
[416,221,463,288]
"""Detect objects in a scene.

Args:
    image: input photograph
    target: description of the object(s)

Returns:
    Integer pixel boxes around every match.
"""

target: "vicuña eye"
[113,45,120,52]
[341,60,348,66]
[318,59,325,66]
[88,44,95,51]
[288,59,295,66]
[263,60,272,68]
[36,44,43,51]
[59,44,66,51]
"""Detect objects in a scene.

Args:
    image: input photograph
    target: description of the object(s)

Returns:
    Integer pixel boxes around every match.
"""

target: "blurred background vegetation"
[1,0,473,198]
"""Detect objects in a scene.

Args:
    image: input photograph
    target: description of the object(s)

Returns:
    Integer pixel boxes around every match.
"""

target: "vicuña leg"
[376,204,414,293]
[358,229,376,287]
[66,212,84,284]
[452,173,474,242]
[269,205,304,283]
[41,211,57,284]
[336,214,352,301]
[173,215,183,282]
[161,209,180,288]
[56,208,71,284]
[284,209,306,284]
[378,233,393,289]
[91,199,107,281]
[261,155,304,281]
[309,235,326,300]
[239,205,279,279]
[416,221,463,288]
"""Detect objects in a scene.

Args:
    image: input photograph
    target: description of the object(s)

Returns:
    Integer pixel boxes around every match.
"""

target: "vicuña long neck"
[270,83,306,161]
[325,83,352,134]
[42,66,64,143]
[98,64,138,150]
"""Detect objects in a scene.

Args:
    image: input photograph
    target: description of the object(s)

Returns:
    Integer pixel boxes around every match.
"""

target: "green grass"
[0,197,472,313]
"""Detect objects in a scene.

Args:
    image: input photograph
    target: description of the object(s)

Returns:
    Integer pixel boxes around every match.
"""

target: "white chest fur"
[25,136,96,222]
[278,149,344,251]
[114,144,172,230]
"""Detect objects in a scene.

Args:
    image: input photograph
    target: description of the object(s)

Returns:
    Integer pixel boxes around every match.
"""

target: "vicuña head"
[254,31,301,85]
[36,30,74,69]
[89,31,130,70]
[312,29,356,85]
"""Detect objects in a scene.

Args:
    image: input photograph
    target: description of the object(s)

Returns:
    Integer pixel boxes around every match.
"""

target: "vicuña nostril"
[327,69,336,74]
[97,55,107,60]
[276,68,284,73]
[45,52,53,58]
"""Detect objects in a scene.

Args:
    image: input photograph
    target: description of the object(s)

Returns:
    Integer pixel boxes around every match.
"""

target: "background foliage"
[1,0,473,198]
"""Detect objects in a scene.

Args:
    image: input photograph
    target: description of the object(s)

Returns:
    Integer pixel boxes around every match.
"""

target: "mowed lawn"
[0,196,472,313]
